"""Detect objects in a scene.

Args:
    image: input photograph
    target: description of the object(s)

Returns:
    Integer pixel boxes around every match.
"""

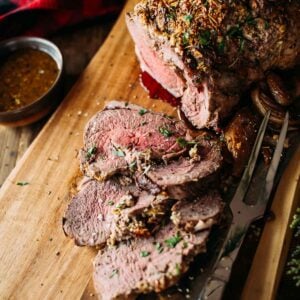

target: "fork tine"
[231,110,271,205]
[262,112,289,201]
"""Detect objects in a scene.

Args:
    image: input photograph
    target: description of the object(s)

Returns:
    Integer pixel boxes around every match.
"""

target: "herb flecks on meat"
[139,108,148,116]
[112,147,126,157]
[86,145,97,160]
[159,126,173,137]
[140,250,150,257]
[136,0,291,72]
[165,232,182,248]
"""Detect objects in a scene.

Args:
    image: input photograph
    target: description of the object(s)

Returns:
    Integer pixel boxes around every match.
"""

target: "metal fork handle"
[200,221,249,300]
[200,111,289,300]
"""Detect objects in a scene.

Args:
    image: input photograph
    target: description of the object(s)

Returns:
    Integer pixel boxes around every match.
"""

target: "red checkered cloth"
[0,0,124,40]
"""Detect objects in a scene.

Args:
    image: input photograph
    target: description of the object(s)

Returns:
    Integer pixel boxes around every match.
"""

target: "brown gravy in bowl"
[0,48,59,112]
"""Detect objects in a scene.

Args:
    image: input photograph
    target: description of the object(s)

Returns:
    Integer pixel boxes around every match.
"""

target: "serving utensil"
[200,110,289,299]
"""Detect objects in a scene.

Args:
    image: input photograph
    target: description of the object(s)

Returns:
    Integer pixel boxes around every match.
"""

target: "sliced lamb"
[93,222,209,300]
[171,190,223,232]
[126,0,300,129]
[63,177,170,246]
[80,102,223,200]
[143,138,222,200]
[64,99,227,298]
[80,101,191,181]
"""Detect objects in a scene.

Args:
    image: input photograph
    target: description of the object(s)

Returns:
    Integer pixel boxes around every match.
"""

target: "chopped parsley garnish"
[182,32,190,45]
[176,137,188,147]
[165,232,182,248]
[124,102,129,107]
[227,25,242,38]
[140,251,150,257]
[116,201,126,209]
[183,241,188,249]
[166,10,176,20]
[177,137,188,147]
[109,269,119,278]
[176,137,198,148]
[86,145,97,160]
[107,200,115,206]
[199,30,211,46]
[155,242,164,253]
[112,148,125,157]
[174,263,181,276]
[217,39,225,53]
[129,161,137,171]
[184,14,193,23]
[139,109,148,116]
[17,181,29,186]
[159,127,173,138]
[163,114,174,120]
[245,15,256,26]
[264,20,270,29]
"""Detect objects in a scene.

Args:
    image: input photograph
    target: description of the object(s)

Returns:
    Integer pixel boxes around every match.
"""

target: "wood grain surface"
[0,122,44,187]
[0,0,299,299]
[0,0,174,298]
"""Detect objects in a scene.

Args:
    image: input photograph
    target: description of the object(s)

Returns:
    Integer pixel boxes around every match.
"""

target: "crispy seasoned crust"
[134,0,299,77]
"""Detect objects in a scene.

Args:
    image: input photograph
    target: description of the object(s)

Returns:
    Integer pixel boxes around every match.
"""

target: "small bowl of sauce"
[0,37,63,126]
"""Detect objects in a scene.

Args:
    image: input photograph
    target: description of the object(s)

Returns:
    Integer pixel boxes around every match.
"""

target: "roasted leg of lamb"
[126,0,300,129]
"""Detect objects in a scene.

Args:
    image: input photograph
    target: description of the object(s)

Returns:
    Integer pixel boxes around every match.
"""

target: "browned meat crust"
[127,0,300,128]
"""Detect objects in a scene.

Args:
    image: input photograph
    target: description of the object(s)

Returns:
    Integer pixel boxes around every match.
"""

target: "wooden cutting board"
[0,0,299,299]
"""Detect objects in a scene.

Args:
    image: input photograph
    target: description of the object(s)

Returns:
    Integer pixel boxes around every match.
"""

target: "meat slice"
[80,101,191,181]
[63,178,135,246]
[93,223,209,300]
[63,177,170,246]
[144,138,222,200]
[171,191,223,232]
[126,0,300,129]
[80,102,223,200]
